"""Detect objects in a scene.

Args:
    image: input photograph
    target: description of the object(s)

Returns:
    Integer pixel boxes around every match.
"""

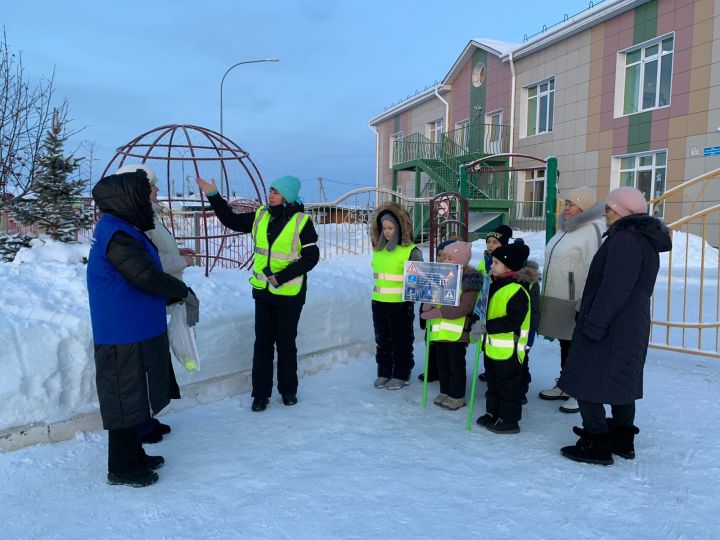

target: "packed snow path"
[1,341,718,540]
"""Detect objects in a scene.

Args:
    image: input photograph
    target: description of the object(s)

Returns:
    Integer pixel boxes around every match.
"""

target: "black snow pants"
[372,300,415,381]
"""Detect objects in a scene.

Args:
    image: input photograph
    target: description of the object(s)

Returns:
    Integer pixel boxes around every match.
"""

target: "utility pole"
[318,176,327,202]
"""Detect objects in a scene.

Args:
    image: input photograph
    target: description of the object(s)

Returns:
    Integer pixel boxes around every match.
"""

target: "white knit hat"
[116,163,157,185]
[564,187,596,211]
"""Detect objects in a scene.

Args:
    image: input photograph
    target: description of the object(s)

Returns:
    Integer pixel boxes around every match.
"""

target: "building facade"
[369,0,720,225]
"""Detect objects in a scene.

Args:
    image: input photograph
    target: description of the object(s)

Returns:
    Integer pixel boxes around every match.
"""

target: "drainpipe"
[434,83,451,193]
[508,51,516,170]
[368,124,380,191]
[434,83,450,132]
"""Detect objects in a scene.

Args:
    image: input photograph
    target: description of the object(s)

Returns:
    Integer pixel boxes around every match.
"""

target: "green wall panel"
[627,0,658,153]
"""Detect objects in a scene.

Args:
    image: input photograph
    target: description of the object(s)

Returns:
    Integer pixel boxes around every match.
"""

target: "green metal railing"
[392,121,511,197]
[443,122,510,160]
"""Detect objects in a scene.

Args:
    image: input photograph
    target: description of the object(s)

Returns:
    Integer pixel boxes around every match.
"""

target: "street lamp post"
[219,58,280,140]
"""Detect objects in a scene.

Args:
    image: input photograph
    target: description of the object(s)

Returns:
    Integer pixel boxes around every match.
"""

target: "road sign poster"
[402,261,463,306]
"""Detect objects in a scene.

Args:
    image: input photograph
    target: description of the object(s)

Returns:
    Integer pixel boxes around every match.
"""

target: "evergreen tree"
[10,110,93,241]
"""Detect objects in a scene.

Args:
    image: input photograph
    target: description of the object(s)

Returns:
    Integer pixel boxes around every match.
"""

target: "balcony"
[392,120,510,168]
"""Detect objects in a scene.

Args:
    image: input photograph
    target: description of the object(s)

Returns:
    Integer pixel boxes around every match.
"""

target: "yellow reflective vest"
[249,206,310,296]
[484,282,531,363]
[371,243,416,302]
[427,293,479,342]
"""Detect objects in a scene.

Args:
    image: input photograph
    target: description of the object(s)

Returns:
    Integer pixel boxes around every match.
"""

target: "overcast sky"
[3,0,597,200]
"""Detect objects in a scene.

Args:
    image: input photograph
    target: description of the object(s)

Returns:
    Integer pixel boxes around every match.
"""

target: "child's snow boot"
[486,418,520,434]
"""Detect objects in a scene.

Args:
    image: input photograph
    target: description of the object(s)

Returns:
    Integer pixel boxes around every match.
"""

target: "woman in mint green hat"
[196,175,320,412]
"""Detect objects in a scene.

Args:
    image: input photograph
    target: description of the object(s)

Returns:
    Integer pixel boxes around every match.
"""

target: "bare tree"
[0,27,67,199]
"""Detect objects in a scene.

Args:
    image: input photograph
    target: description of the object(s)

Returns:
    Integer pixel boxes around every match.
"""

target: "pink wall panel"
[485,54,511,115]
[653,0,693,144]
[598,10,635,141]
[450,59,471,124]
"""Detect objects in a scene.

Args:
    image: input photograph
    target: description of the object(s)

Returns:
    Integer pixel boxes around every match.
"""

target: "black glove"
[184,288,200,327]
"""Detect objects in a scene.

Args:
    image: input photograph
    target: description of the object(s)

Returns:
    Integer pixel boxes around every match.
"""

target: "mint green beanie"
[270,175,302,204]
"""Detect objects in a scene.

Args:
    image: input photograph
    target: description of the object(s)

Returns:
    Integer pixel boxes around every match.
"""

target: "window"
[428,118,444,144]
[485,110,503,154]
[452,119,470,156]
[428,118,444,158]
[526,78,555,136]
[617,150,665,215]
[621,35,673,115]
[390,131,404,167]
[523,169,545,218]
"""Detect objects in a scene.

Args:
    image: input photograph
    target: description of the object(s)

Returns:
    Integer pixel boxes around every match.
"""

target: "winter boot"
[539,379,570,400]
[140,449,165,471]
[418,373,438,383]
[385,378,410,390]
[486,418,520,434]
[251,397,269,412]
[561,428,614,466]
[476,413,495,427]
[607,418,640,459]
[478,372,487,382]
[282,394,298,406]
[559,397,580,413]
[441,397,466,411]
[152,419,171,435]
[374,377,390,389]
[140,430,163,445]
[107,468,159,488]
[433,393,449,407]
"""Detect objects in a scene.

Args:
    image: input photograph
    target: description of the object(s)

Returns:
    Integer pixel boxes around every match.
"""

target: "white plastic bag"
[167,302,200,372]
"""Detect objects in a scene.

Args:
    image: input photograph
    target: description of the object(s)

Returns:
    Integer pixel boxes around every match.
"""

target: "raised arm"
[196,177,256,233]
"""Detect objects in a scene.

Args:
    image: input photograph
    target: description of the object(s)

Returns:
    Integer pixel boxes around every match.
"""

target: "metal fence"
[649,167,720,358]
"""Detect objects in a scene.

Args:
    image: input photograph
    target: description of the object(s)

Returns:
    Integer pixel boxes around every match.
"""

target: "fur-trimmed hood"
[607,213,672,253]
[517,259,540,287]
[370,201,414,250]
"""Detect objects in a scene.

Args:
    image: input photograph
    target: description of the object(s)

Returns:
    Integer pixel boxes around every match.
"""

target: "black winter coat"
[91,172,189,429]
[208,194,320,306]
[558,214,672,405]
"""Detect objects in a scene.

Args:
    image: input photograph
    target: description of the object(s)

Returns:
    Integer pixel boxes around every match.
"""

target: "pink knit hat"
[605,187,648,217]
[444,241,472,266]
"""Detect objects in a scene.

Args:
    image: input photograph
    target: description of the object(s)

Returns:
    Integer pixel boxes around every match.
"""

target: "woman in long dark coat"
[558,187,672,466]
[88,170,199,487]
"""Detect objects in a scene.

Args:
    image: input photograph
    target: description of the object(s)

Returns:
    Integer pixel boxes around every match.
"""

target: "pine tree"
[9,110,93,241]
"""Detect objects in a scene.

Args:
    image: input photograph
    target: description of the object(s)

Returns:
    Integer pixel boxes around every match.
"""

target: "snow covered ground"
[1,342,719,539]
[1,232,719,539]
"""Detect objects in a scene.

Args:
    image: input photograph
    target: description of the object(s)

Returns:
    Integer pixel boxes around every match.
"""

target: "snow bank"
[0,245,375,435]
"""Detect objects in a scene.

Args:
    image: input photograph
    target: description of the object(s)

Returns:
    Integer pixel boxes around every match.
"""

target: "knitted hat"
[565,187,596,211]
[379,213,400,251]
[444,241,472,266]
[606,187,648,217]
[270,175,302,204]
[116,163,157,185]
[436,238,456,255]
[492,243,530,272]
[486,224,513,246]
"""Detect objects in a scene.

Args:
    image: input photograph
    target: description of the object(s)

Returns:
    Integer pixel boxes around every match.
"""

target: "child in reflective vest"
[418,237,462,384]
[370,202,423,390]
[420,241,483,411]
[477,242,537,434]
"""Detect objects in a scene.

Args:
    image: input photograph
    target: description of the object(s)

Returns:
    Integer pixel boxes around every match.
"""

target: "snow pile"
[0,243,375,433]
[12,237,90,264]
